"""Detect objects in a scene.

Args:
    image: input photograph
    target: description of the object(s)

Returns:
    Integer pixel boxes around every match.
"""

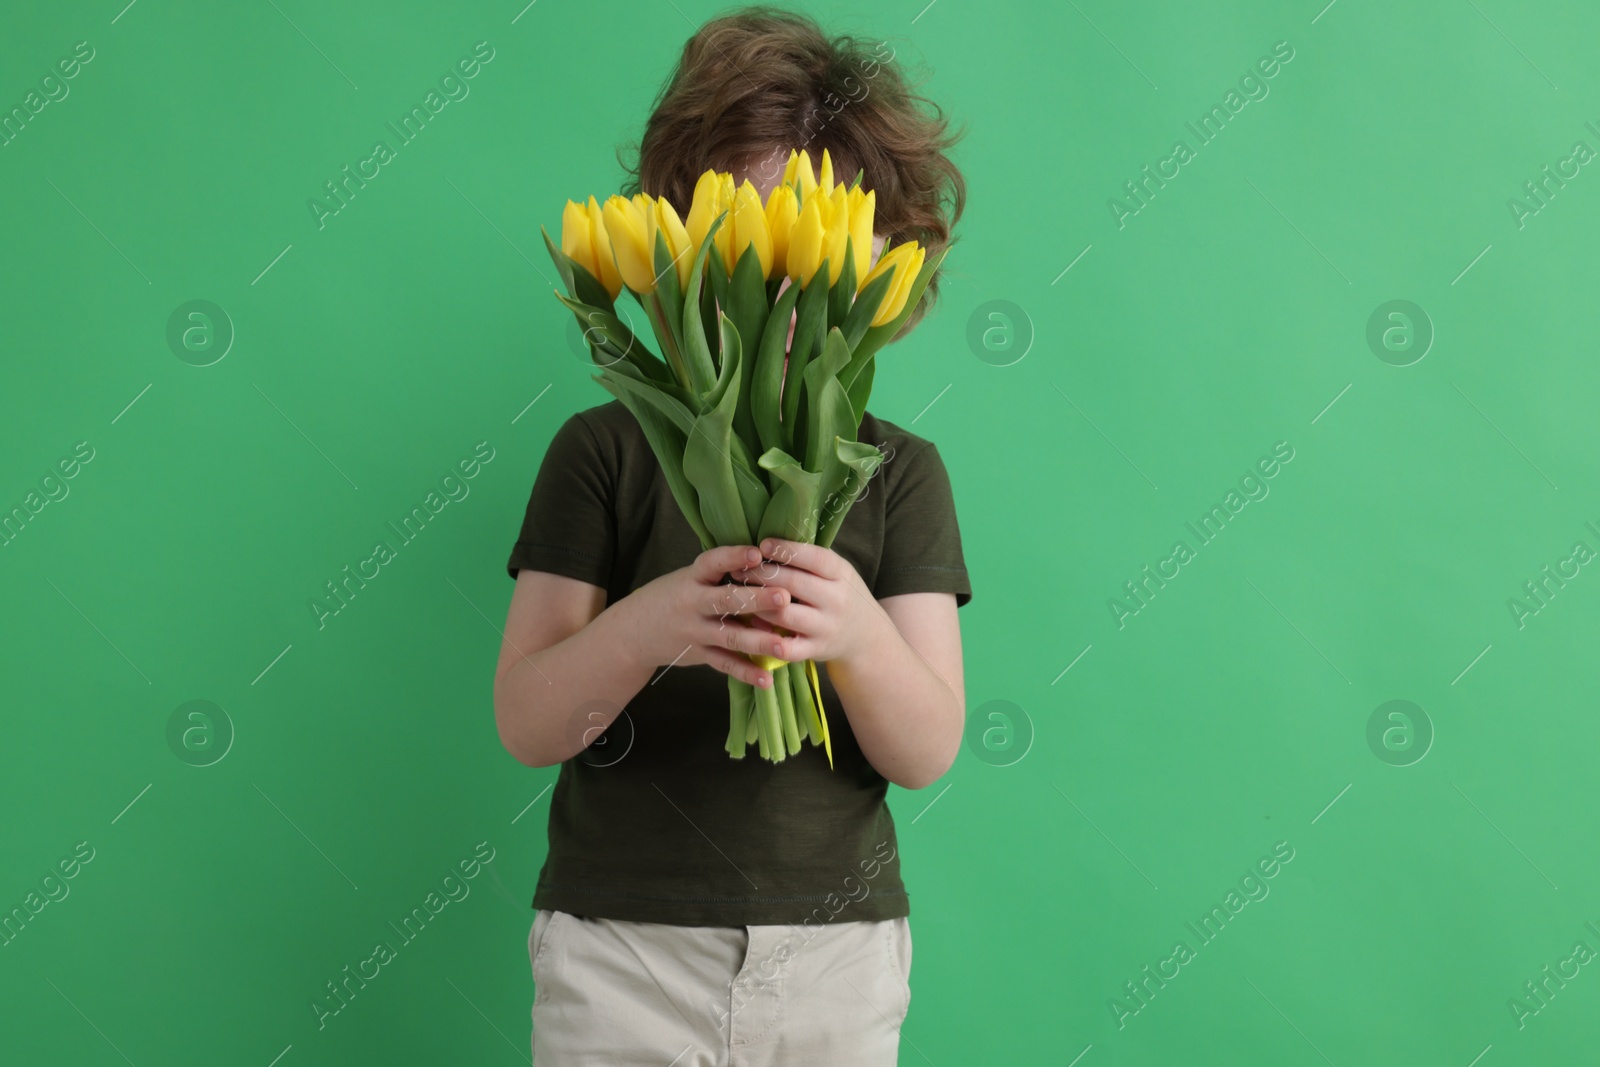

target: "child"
[495,7,970,1063]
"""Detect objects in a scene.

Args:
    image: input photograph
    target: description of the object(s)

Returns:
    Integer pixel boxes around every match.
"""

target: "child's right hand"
[617,545,791,689]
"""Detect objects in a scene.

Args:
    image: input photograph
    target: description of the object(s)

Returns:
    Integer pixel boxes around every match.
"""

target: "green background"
[2,0,1597,1063]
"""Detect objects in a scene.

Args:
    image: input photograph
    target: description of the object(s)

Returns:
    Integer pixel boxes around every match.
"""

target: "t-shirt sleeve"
[874,439,972,607]
[505,411,614,589]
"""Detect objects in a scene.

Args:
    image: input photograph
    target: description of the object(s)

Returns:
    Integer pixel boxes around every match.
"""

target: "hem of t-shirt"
[530,880,911,926]
[506,541,611,588]
[875,565,973,608]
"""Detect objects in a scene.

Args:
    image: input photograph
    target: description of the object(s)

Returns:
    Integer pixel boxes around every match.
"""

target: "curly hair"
[617,4,966,336]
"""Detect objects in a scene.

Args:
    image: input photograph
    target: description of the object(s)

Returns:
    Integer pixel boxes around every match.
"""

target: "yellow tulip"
[819,184,850,287]
[765,184,798,280]
[785,180,868,289]
[861,241,926,326]
[783,148,818,205]
[817,147,835,198]
[561,197,623,300]
[846,186,874,288]
[786,192,827,287]
[729,180,773,277]
[686,170,735,271]
[586,196,624,299]
[602,194,658,294]
[654,195,694,290]
[560,199,589,260]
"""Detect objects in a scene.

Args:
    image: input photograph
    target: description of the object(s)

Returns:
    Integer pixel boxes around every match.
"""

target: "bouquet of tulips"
[541,148,945,766]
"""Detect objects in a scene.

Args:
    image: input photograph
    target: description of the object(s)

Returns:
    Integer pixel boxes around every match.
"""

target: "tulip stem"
[726,675,752,758]
[753,676,785,762]
[645,291,690,389]
[774,663,802,756]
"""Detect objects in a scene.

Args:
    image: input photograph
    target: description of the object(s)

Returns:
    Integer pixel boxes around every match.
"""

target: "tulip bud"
[765,185,799,281]
[686,169,727,267]
[847,186,874,291]
[560,199,589,261]
[786,149,818,206]
[561,198,620,299]
[817,147,835,199]
[820,184,850,287]
[602,194,658,294]
[654,195,694,290]
[583,195,623,299]
[730,180,774,278]
[862,241,925,326]
[786,193,827,288]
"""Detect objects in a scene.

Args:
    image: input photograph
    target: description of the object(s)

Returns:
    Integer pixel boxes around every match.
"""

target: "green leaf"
[783,266,831,446]
[850,167,865,190]
[801,328,861,534]
[827,234,857,332]
[591,373,716,551]
[595,362,699,437]
[651,228,686,362]
[553,292,673,386]
[679,210,728,397]
[755,445,823,544]
[817,438,886,548]
[706,243,731,331]
[844,357,875,431]
[540,224,576,296]
[839,261,896,351]
[751,280,803,456]
[717,314,771,537]
[726,245,771,454]
[802,327,856,471]
[541,224,614,312]
[682,311,756,546]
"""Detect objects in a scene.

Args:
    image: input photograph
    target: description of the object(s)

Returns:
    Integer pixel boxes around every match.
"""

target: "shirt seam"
[513,541,606,564]
[886,438,933,504]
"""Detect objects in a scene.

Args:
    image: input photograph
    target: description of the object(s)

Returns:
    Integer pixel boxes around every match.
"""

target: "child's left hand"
[728,538,885,666]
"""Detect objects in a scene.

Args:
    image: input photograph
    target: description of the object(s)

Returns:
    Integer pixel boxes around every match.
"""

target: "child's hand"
[619,544,792,688]
[728,538,885,666]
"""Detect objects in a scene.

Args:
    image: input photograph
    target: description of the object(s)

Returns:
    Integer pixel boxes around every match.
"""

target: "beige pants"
[528,909,913,1066]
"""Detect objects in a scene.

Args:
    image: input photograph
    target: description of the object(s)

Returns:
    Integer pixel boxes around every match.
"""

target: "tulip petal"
[584,196,624,299]
[787,194,826,287]
[731,180,773,278]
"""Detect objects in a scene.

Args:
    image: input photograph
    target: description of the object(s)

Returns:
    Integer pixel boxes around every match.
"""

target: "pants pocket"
[529,909,567,1002]
[886,917,912,1022]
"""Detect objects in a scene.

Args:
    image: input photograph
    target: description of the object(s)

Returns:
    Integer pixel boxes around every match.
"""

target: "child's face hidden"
[732,145,889,365]
[734,146,888,269]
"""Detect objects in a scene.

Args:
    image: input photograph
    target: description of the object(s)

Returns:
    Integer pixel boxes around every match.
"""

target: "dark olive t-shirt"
[505,398,972,926]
